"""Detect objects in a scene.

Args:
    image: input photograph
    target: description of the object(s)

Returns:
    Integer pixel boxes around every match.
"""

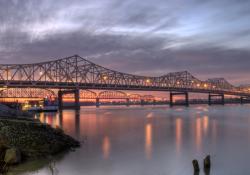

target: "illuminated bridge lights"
[0,55,249,98]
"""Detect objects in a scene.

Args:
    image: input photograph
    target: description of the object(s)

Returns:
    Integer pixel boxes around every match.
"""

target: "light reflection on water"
[145,123,152,160]
[18,105,250,175]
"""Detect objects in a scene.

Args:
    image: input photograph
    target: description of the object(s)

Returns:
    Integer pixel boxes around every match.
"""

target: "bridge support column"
[208,93,224,105]
[141,99,144,106]
[169,92,189,107]
[126,98,130,107]
[96,98,100,107]
[240,96,249,104]
[57,89,80,110]
[75,89,80,110]
[58,90,63,111]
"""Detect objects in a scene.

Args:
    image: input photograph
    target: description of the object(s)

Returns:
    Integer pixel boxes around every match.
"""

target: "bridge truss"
[0,55,249,98]
[0,88,155,101]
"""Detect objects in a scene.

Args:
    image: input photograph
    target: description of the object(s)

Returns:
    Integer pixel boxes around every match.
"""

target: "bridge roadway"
[0,55,250,109]
[0,80,249,97]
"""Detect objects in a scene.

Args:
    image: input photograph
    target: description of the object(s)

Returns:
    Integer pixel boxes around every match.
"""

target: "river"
[11,104,250,175]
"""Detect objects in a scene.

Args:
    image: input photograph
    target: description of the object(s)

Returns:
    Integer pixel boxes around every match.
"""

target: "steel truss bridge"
[0,88,155,101]
[0,55,250,109]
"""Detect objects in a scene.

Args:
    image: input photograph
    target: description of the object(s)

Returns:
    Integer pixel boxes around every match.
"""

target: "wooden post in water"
[192,159,200,173]
[204,155,211,170]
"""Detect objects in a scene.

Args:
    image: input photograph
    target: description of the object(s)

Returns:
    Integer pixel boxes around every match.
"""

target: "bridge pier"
[208,93,224,105]
[58,90,63,110]
[153,99,156,105]
[126,98,130,106]
[141,99,144,106]
[96,97,100,107]
[58,89,80,110]
[169,92,189,107]
[75,89,80,110]
[240,96,249,104]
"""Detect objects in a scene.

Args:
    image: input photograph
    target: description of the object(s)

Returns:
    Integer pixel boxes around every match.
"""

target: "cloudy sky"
[0,0,250,85]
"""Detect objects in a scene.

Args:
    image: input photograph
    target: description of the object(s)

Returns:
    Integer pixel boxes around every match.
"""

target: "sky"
[0,0,250,85]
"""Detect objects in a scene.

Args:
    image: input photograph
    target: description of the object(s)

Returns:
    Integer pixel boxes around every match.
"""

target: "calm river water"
[11,105,250,175]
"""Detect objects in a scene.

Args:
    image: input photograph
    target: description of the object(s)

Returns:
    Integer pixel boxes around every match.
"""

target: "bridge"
[0,55,250,109]
[0,88,156,107]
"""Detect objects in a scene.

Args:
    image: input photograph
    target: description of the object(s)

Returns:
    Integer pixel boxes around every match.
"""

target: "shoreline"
[0,115,80,174]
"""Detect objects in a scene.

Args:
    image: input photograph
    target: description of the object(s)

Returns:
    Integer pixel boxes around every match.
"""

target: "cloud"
[0,0,250,85]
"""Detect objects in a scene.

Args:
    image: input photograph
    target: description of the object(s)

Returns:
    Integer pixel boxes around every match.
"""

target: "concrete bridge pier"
[208,93,224,105]
[140,99,145,106]
[75,89,80,110]
[169,91,189,107]
[96,97,100,107]
[58,89,80,110]
[58,90,63,111]
[126,98,130,106]
[153,99,156,105]
[240,96,248,104]
[240,96,244,104]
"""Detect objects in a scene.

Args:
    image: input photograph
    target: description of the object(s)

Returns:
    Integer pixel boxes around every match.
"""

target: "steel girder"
[0,55,249,97]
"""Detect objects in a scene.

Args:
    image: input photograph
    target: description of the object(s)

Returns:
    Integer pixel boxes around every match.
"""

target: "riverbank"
[0,116,80,173]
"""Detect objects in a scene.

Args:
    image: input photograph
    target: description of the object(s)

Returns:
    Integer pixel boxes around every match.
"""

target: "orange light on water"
[175,118,183,154]
[203,116,209,134]
[145,123,152,160]
[102,136,111,159]
[195,117,202,152]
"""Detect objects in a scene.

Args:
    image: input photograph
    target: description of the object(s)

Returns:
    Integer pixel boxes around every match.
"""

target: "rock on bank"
[0,117,80,160]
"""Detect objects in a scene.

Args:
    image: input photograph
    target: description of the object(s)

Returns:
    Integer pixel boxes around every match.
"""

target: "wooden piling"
[204,155,211,169]
[192,159,200,172]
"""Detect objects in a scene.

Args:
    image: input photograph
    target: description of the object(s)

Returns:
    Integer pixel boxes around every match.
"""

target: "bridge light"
[213,85,216,88]
[103,76,108,80]
[196,83,200,87]
[204,84,208,88]
[177,81,180,85]
[146,79,151,83]
[39,71,43,75]
[191,80,194,83]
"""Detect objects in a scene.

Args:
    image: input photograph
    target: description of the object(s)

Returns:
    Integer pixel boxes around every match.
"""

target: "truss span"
[98,90,128,99]
[63,89,97,99]
[0,55,249,97]
[0,88,56,98]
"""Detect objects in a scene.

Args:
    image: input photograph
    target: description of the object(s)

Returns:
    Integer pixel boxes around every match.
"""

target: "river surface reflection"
[18,105,250,175]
